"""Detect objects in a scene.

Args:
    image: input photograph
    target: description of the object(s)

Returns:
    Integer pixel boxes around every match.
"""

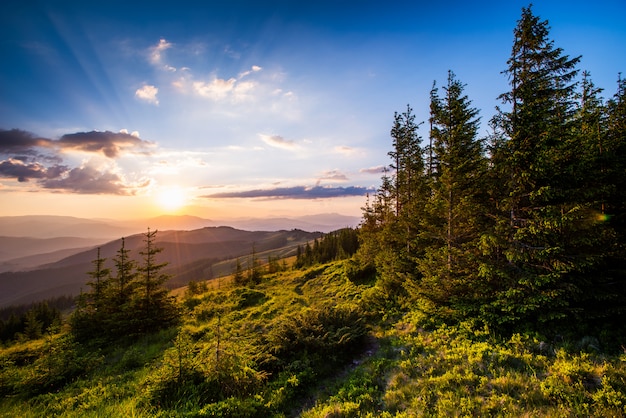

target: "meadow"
[1,258,625,417]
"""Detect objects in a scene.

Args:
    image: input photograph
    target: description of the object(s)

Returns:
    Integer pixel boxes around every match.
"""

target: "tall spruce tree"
[71,247,111,340]
[112,237,138,308]
[136,229,178,333]
[594,76,626,331]
[485,5,616,330]
[414,71,487,321]
[604,76,626,244]
[374,107,428,302]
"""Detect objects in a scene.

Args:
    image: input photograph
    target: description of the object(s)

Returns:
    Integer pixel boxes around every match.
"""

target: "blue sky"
[1,0,625,220]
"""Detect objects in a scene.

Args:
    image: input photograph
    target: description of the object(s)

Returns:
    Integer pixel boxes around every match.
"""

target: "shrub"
[265,305,368,374]
[141,332,266,409]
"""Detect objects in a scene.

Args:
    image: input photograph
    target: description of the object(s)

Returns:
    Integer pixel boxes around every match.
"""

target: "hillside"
[0,227,321,308]
[1,260,624,417]
[0,236,107,273]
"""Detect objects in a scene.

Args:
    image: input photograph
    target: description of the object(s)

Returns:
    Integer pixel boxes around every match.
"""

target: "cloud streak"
[259,134,298,150]
[360,165,386,174]
[204,185,375,200]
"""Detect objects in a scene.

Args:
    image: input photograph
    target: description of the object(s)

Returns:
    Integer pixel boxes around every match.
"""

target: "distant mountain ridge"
[0,226,323,308]
[0,213,360,239]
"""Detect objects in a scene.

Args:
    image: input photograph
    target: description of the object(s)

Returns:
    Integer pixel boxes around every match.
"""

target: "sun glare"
[156,186,187,213]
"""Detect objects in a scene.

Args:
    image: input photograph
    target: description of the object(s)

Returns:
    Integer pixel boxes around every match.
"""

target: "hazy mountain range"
[0,225,323,308]
[0,213,359,308]
[0,213,359,239]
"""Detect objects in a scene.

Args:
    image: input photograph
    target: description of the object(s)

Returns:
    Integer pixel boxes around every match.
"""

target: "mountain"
[0,213,359,240]
[0,243,106,273]
[0,213,358,274]
[115,214,216,232]
[0,216,138,239]
[0,226,322,308]
[0,236,106,263]
[224,213,360,233]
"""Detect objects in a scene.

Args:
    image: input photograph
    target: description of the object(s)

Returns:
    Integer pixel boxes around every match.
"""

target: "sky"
[1,0,625,221]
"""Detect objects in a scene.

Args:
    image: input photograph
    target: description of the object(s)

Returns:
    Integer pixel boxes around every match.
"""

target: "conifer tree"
[112,237,138,308]
[72,232,179,342]
[485,5,612,329]
[233,258,246,285]
[415,71,487,320]
[71,247,111,340]
[246,243,263,284]
[136,229,178,333]
[591,76,626,329]
[604,76,626,243]
[86,247,110,316]
[358,106,428,303]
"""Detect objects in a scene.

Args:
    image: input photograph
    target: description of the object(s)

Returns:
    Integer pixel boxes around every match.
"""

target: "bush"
[265,305,369,374]
[142,332,266,409]
[344,258,376,284]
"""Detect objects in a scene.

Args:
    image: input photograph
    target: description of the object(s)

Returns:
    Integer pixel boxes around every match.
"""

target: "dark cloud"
[1,129,151,159]
[0,129,52,154]
[40,165,131,195]
[0,128,154,194]
[204,185,375,200]
[0,158,68,182]
[58,131,152,158]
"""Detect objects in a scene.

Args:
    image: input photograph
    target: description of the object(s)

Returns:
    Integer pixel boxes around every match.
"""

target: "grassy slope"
[1,260,626,417]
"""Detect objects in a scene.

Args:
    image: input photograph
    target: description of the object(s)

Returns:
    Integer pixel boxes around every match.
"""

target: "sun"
[155,186,187,213]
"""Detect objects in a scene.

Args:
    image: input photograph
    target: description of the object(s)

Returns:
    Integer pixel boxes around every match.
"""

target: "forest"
[358,5,626,341]
[1,5,625,417]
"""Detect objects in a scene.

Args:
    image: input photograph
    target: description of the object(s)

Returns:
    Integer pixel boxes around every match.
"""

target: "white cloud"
[118,129,139,137]
[193,78,236,100]
[150,38,172,65]
[334,145,357,156]
[259,134,298,150]
[144,39,295,110]
[239,65,263,78]
[135,85,159,105]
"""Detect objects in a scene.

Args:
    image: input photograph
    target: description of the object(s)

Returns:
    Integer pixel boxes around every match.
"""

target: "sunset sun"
[155,186,187,213]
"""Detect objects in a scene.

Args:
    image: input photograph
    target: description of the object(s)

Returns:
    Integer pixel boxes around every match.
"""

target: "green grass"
[2,260,626,417]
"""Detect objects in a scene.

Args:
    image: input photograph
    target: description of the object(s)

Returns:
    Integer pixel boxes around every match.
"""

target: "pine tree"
[72,232,179,342]
[86,247,110,317]
[136,229,178,333]
[71,247,111,341]
[415,71,487,321]
[591,75,626,331]
[112,237,138,308]
[358,106,428,304]
[604,76,626,243]
[485,5,613,330]
[233,258,246,284]
[246,244,263,284]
